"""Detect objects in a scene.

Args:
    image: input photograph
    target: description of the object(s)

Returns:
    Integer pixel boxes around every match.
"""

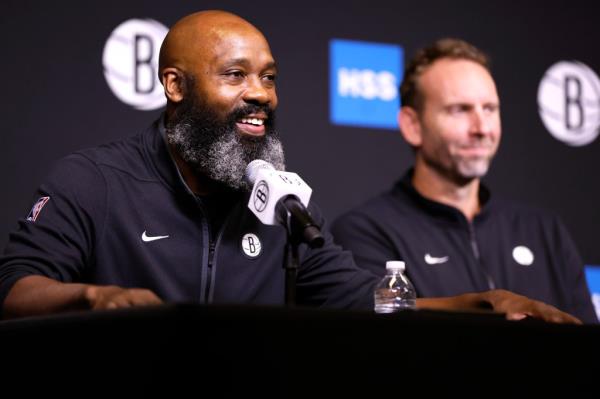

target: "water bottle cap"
[385,260,405,271]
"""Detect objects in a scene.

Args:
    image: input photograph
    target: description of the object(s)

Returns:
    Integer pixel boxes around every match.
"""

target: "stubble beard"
[422,142,496,186]
[454,154,492,180]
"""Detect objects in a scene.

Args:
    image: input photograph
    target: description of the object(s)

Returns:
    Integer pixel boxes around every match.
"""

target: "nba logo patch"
[27,196,50,222]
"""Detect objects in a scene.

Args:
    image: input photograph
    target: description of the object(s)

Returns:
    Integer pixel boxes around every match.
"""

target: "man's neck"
[412,160,481,221]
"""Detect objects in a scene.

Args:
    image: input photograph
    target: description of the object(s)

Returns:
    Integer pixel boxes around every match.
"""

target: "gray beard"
[165,73,285,192]
[168,122,285,191]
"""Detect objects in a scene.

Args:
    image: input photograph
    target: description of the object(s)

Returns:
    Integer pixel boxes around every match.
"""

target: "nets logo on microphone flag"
[247,165,312,226]
[329,39,403,130]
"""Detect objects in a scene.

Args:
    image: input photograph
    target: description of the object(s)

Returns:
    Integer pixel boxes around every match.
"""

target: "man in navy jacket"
[333,38,597,323]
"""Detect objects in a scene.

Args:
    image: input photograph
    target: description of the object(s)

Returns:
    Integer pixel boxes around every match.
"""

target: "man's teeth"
[240,118,264,126]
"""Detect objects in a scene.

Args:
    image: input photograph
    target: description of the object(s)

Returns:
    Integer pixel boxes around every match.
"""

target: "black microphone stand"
[276,196,324,306]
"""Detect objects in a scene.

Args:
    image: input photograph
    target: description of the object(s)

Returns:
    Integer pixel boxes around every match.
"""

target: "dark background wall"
[1,0,599,265]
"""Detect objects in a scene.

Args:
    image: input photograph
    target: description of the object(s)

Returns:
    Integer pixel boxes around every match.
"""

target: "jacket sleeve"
[331,210,402,279]
[294,204,379,311]
[0,154,107,312]
[554,216,598,323]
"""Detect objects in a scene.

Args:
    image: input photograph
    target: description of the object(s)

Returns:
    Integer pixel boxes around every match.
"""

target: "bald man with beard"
[0,11,582,324]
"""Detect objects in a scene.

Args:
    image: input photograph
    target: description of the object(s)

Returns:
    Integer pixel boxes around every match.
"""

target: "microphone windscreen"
[244,159,275,185]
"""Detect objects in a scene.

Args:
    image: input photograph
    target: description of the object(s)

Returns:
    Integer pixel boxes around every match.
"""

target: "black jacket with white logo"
[0,119,376,313]
[332,171,598,323]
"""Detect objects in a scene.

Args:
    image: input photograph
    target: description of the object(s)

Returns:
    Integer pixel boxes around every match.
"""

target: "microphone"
[245,160,324,248]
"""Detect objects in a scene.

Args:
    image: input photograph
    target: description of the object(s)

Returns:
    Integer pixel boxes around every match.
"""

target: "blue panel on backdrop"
[585,265,600,322]
[329,39,402,130]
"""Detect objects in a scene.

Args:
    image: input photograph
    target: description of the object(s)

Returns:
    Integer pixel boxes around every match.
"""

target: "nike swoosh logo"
[142,231,170,242]
[424,253,449,265]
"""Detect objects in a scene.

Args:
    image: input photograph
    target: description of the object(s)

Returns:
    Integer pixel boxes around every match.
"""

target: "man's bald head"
[158,10,268,82]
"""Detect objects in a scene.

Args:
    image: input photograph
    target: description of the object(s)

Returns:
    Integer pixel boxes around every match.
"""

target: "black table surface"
[1,304,598,396]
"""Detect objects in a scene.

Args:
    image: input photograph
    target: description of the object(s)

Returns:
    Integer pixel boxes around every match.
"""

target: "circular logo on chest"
[241,233,262,258]
[512,245,534,266]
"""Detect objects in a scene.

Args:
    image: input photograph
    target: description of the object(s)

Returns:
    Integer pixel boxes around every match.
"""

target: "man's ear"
[161,67,185,103]
[398,106,422,147]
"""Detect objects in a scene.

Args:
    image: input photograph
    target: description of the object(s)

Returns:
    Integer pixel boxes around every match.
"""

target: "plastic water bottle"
[374,260,416,313]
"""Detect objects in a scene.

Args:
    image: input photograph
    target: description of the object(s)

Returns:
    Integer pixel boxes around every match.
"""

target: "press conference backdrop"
[1,0,599,317]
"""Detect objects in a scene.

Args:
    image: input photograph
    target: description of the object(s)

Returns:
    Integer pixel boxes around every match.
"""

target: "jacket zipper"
[195,199,212,304]
[205,241,216,303]
[202,207,236,304]
[467,222,496,290]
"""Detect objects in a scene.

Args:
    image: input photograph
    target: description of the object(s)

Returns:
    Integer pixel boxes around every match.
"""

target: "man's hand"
[2,275,163,318]
[83,285,163,310]
[483,289,582,325]
[417,289,582,324]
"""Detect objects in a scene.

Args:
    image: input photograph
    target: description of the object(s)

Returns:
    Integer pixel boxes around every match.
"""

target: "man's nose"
[243,76,271,105]
[470,108,494,136]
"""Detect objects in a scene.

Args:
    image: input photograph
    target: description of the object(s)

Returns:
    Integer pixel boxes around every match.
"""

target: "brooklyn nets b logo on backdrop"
[537,61,600,146]
[103,19,168,111]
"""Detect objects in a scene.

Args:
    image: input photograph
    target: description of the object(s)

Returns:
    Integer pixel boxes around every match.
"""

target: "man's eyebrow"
[220,59,277,71]
[265,61,277,72]
[221,58,250,68]
[444,102,472,107]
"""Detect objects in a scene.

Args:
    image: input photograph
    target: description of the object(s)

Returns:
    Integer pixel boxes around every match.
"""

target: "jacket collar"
[140,115,191,196]
[395,168,493,224]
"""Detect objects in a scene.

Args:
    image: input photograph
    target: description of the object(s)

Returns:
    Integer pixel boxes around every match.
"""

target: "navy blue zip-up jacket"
[0,119,377,313]
[332,171,598,324]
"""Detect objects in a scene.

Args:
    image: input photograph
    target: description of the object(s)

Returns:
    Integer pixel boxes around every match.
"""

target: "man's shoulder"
[43,122,161,191]
[489,197,559,221]
[485,197,568,236]
[67,123,160,182]
[334,186,413,226]
[73,131,145,169]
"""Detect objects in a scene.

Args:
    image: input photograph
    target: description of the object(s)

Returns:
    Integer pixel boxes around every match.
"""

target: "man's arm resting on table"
[416,289,582,325]
[2,275,163,319]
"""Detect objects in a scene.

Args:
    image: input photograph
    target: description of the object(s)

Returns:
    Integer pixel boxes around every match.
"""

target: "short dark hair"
[400,38,491,110]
